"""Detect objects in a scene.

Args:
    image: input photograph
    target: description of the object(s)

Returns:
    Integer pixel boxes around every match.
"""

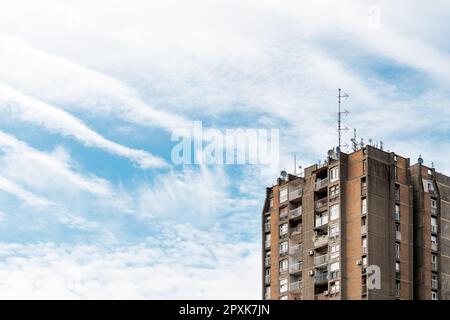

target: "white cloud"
[0,226,260,299]
[0,131,112,196]
[0,82,167,169]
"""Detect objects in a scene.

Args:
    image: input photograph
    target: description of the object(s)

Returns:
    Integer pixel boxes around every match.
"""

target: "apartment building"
[262,145,449,300]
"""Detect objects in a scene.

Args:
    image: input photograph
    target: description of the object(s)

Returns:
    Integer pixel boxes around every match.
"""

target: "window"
[396,281,400,297]
[330,167,339,182]
[330,185,340,197]
[279,241,288,255]
[395,243,400,259]
[280,223,288,236]
[431,235,438,246]
[394,166,398,178]
[265,269,271,285]
[431,198,437,209]
[315,212,329,227]
[395,184,400,200]
[361,178,367,195]
[432,291,438,300]
[431,217,437,233]
[265,251,271,267]
[396,261,400,273]
[432,254,438,269]
[395,204,400,221]
[362,256,368,268]
[279,259,288,273]
[428,168,433,176]
[330,244,340,259]
[265,234,271,249]
[330,281,340,293]
[280,207,288,219]
[330,261,340,279]
[269,196,273,208]
[330,204,340,221]
[363,159,367,174]
[279,278,288,293]
[330,224,340,238]
[361,198,367,215]
[362,237,367,254]
[279,187,288,203]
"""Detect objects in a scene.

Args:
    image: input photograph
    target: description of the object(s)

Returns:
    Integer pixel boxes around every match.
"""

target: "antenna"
[338,88,350,151]
[350,128,358,152]
[294,154,297,174]
[380,141,383,151]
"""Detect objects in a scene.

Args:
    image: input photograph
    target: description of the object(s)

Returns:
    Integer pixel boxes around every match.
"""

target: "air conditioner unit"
[308,270,314,276]
[356,259,362,266]
[324,290,329,296]
[308,250,314,256]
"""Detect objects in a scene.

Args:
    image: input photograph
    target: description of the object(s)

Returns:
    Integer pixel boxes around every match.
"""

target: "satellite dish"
[336,146,341,154]
[418,155,424,165]
[327,149,335,157]
[280,170,287,179]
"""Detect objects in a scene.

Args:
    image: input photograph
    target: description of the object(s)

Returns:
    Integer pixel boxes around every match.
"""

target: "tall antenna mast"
[338,88,349,151]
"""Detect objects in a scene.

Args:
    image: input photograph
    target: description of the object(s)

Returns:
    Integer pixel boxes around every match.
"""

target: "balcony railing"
[396,231,401,241]
[289,207,302,219]
[329,192,340,203]
[431,243,438,252]
[432,279,438,290]
[314,254,329,266]
[290,225,302,236]
[289,244,302,256]
[264,223,270,233]
[361,225,367,235]
[314,273,328,284]
[432,262,438,271]
[289,262,302,274]
[431,207,438,216]
[289,189,303,201]
[265,258,270,268]
[315,178,329,190]
[315,198,328,210]
[265,240,270,250]
[314,235,329,248]
[361,186,367,196]
[289,280,302,292]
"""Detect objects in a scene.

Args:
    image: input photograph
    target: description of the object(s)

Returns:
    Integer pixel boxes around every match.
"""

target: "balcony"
[431,243,438,252]
[264,223,270,233]
[289,262,302,274]
[432,279,438,290]
[361,224,367,235]
[315,292,329,300]
[314,254,329,266]
[314,273,328,285]
[362,284,368,295]
[265,257,271,268]
[315,198,328,211]
[395,191,400,202]
[329,192,340,203]
[431,207,438,216]
[431,225,438,234]
[290,225,302,236]
[361,186,367,196]
[280,210,288,220]
[264,240,270,250]
[361,246,368,255]
[289,189,303,201]
[396,231,401,241]
[314,235,329,248]
[432,262,438,272]
[264,275,270,285]
[289,244,302,256]
[264,291,271,300]
[394,211,400,222]
[289,207,302,219]
[315,178,329,190]
[289,280,302,292]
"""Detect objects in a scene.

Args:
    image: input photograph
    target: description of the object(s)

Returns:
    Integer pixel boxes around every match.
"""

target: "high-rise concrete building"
[261,145,450,300]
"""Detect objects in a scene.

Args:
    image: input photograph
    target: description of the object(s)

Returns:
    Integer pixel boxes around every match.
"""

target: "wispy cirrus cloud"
[0,82,167,169]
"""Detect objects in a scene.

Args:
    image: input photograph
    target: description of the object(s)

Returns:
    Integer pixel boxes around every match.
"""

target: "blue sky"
[0,0,450,299]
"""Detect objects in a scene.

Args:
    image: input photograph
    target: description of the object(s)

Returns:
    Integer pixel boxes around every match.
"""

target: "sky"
[0,0,450,299]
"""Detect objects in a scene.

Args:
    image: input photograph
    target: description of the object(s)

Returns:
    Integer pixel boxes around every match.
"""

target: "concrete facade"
[262,145,447,300]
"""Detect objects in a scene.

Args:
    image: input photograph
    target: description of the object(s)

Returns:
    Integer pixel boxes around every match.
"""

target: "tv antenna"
[350,128,358,152]
[338,88,349,151]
